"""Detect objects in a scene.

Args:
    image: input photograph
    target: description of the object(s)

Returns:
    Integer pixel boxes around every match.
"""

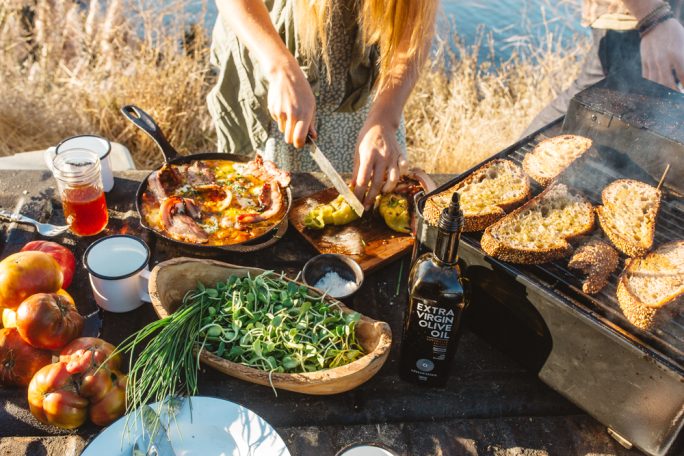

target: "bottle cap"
[438,192,463,232]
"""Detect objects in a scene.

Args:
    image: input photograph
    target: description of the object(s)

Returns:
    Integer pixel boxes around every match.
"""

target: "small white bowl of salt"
[302,254,364,300]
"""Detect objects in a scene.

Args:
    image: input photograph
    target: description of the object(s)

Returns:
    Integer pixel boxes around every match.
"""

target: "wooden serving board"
[289,187,414,272]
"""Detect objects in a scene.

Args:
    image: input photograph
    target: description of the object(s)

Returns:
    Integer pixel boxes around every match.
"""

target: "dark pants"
[522,28,642,136]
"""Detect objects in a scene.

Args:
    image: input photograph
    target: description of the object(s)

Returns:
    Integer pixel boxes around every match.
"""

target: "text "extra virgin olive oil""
[399,192,468,386]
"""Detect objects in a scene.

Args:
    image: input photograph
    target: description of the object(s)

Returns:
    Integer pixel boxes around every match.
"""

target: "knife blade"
[307,139,365,217]
[132,405,176,456]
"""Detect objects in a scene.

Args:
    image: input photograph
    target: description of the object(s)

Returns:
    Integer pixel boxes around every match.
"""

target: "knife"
[307,137,365,217]
[132,405,176,456]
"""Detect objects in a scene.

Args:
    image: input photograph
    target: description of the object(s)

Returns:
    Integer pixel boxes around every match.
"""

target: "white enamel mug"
[46,135,114,192]
[84,235,151,313]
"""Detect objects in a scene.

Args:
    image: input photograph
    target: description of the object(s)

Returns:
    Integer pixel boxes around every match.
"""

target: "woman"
[207,0,437,209]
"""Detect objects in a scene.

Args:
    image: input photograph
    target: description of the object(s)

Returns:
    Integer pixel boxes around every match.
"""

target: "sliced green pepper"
[379,193,411,233]
[303,195,360,229]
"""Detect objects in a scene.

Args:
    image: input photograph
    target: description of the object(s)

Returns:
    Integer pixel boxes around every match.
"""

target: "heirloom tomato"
[88,370,127,426]
[16,292,84,350]
[27,337,126,429]
[0,251,63,309]
[2,289,73,329]
[21,241,76,289]
[0,328,52,386]
[27,362,88,429]
[59,337,121,374]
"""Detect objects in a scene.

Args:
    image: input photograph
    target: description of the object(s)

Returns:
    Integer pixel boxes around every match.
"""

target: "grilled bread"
[423,159,530,232]
[617,241,684,330]
[568,239,619,294]
[522,135,593,187]
[481,183,595,264]
[597,179,661,257]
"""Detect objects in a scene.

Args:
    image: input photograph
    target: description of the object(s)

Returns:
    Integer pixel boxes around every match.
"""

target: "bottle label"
[414,298,456,342]
[400,295,465,385]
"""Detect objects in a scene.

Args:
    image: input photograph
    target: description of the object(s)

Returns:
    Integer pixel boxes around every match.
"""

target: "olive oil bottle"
[399,192,467,386]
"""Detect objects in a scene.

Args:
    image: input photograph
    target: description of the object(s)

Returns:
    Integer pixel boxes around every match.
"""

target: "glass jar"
[52,149,109,236]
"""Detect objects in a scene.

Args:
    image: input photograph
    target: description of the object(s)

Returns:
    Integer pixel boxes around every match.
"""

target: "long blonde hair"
[294,0,437,90]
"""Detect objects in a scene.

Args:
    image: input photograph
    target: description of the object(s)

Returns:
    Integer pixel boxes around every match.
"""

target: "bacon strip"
[147,164,183,200]
[239,154,291,188]
[237,183,284,225]
[160,196,208,244]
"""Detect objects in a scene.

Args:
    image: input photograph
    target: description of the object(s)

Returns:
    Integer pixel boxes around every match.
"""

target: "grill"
[414,77,684,456]
[506,134,684,369]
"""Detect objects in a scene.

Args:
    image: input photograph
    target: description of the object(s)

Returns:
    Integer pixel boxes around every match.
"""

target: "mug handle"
[44,147,57,170]
[139,269,152,303]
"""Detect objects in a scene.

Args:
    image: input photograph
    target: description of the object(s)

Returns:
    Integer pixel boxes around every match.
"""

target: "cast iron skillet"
[121,105,291,252]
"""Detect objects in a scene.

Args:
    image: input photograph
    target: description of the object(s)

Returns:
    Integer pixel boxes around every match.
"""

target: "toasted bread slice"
[617,241,684,330]
[568,239,619,294]
[597,179,661,257]
[481,183,595,264]
[522,135,593,187]
[424,159,530,232]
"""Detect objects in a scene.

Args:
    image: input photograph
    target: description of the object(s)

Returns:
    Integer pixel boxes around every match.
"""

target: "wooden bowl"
[148,257,392,395]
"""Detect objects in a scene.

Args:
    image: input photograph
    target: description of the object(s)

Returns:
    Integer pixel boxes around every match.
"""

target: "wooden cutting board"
[289,187,414,272]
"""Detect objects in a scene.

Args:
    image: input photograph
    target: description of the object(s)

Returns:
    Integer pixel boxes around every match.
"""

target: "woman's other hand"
[353,117,408,209]
[215,0,317,147]
[640,18,684,91]
[265,59,318,148]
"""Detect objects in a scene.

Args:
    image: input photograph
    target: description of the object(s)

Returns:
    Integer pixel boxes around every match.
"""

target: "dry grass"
[406,31,588,173]
[0,0,588,172]
[0,0,215,168]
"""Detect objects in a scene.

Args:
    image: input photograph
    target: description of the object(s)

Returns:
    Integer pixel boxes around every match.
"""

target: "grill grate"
[463,131,684,368]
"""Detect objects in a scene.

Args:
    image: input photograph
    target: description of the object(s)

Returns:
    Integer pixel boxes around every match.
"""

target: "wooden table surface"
[0,170,642,456]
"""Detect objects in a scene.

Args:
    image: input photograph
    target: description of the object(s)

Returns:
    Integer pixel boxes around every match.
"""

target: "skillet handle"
[120,105,179,162]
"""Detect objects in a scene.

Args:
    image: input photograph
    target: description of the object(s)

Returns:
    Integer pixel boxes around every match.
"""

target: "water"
[184,0,586,61]
[442,0,586,59]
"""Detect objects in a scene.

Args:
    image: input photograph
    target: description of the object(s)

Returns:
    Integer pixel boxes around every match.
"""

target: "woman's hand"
[352,118,408,209]
[265,59,318,148]
[640,18,684,91]
[215,0,317,147]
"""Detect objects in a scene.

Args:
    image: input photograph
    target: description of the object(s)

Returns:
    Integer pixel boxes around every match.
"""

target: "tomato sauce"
[62,185,108,236]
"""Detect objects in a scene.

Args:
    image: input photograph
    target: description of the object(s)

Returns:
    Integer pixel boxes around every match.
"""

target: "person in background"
[524,0,684,135]
[207,1,437,209]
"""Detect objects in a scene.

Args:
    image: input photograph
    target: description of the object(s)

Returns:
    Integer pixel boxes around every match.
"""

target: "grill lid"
[564,76,684,196]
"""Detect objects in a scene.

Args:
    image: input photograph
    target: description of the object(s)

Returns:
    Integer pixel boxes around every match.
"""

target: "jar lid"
[52,149,101,182]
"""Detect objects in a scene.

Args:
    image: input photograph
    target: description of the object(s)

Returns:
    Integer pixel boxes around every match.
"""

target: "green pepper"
[379,193,411,233]
[303,195,360,229]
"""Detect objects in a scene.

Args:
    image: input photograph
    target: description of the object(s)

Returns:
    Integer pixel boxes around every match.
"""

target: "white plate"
[82,396,291,456]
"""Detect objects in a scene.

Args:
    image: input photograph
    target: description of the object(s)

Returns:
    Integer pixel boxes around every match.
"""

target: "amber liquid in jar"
[62,185,108,236]
[52,148,109,236]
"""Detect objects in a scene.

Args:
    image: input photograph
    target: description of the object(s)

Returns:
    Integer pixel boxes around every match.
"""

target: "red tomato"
[0,251,63,309]
[16,293,84,350]
[21,241,76,289]
[2,289,73,329]
[27,362,88,429]
[59,337,121,374]
[88,370,127,426]
[0,328,52,386]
